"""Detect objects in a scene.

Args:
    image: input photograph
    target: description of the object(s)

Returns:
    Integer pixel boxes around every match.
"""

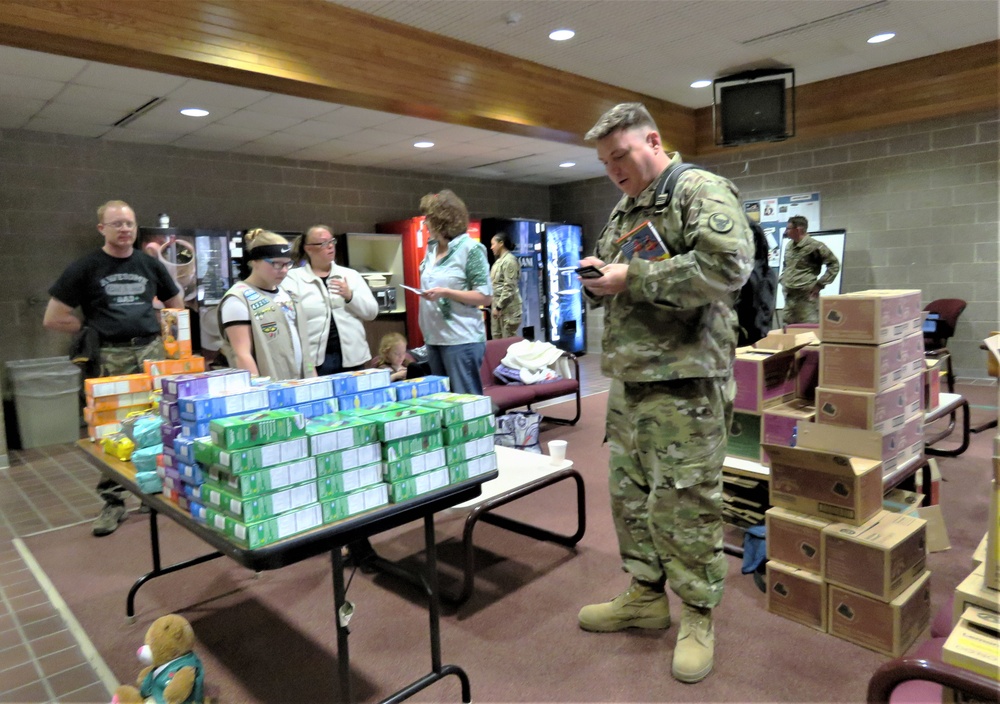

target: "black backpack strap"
[652,162,699,211]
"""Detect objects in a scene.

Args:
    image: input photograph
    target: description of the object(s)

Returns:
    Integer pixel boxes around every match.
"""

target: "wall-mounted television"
[714,69,795,147]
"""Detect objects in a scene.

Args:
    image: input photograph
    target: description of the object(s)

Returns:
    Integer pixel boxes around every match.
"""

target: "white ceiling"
[0,0,996,186]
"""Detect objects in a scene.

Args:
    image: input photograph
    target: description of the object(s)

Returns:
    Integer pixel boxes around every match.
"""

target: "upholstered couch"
[479,336,581,425]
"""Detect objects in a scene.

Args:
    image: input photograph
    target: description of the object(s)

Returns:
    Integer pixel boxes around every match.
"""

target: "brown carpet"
[21,388,995,703]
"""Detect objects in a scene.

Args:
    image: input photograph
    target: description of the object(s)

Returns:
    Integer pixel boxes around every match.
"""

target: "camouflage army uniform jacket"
[590,154,754,383]
[779,235,840,291]
[490,250,522,316]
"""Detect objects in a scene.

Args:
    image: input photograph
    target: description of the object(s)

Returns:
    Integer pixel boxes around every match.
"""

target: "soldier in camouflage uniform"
[576,104,753,684]
[489,233,522,338]
[779,215,840,324]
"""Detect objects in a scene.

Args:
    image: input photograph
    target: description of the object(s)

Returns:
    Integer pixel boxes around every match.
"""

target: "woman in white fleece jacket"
[284,225,378,375]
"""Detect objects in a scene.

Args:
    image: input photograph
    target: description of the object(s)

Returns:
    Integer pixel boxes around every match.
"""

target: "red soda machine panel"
[376,217,481,348]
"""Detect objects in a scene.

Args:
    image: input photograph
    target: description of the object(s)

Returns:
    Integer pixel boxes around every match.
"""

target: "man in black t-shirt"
[44,200,182,536]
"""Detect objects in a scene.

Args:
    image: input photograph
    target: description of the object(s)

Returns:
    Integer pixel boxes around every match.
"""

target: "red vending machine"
[376,216,481,348]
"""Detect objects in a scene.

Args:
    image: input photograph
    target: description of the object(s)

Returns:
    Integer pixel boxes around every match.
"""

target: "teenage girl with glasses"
[218,229,313,380]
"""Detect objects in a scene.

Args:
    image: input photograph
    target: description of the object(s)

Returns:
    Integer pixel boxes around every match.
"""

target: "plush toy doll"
[112,614,205,704]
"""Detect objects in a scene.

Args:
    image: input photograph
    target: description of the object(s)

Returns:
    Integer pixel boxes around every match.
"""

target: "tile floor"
[0,354,994,703]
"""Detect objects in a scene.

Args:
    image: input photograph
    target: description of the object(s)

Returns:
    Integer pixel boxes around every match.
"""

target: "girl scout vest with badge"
[218,281,311,381]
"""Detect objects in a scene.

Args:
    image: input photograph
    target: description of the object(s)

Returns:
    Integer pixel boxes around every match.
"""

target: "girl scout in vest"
[218,229,313,380]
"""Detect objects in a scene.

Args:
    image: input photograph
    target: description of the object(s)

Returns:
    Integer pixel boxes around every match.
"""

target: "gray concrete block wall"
[0,128,550,371]
[552,110,998,379]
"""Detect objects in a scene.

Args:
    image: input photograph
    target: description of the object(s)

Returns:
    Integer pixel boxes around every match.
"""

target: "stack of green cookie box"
[400,393,498,485]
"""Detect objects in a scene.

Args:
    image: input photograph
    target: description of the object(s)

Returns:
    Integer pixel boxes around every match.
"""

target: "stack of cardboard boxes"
[941,336,1000,684]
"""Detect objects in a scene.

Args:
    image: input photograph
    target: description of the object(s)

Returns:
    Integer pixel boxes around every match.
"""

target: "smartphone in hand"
[575,265,604,279]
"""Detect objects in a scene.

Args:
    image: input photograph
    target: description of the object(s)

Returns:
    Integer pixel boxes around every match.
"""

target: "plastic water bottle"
[790,426,797,448]
[158,213,170,228]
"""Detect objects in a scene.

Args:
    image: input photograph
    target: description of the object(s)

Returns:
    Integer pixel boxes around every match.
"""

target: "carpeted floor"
[17,390,996,703]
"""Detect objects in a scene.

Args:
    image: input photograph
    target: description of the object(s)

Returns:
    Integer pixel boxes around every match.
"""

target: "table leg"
[331,547,352,703]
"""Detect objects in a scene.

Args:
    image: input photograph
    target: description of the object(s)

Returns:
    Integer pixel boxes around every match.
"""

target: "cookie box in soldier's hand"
[401,392,492,425]
[329,368,391,395]
[209,410,307,451]
[384,448,447,482]
[202,479,318,523]
[391,375,450,400]
[179,389,270,422]
[317,462,384,500]
[305,414,379,455]
[388,467,451,503]
[207,503,324,549]
[322,483,390,524]
[353,403,442,441]
[207,456,317,498]
[313,443,381,476]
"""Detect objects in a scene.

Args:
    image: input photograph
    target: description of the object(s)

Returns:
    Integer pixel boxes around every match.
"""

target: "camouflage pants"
[492,308,522,339]
[783,289,819,324]
[98,337,165,376]
[95,336,164,505]
[606,376,733,609]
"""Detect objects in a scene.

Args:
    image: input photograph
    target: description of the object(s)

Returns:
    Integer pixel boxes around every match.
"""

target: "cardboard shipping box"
[953,563,1000,626]
[814,380,918,432]
[942,607,1000,681]
[760,399,815,465]
[765,506,830,574]
[733,348,797,413]
[795,421,906,478]
[766,561,827,632]
[795,345,821,402]
[819,339,913,393]
[819,289,922,345]
[823,510,927,601]
[764,443,883,526]
[754,330,817,351]
[828,571,931,657]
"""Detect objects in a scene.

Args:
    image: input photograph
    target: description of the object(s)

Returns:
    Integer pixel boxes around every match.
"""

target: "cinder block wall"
[0,128,550,372]
[552,110,999,380]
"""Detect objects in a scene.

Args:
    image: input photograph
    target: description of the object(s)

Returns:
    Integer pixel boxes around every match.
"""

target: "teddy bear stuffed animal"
[113,613,204,704]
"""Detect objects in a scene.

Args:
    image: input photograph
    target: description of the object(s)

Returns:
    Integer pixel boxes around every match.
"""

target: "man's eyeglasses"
[102,221,136,229]
[305,239,336,249]
[264,258,294,270]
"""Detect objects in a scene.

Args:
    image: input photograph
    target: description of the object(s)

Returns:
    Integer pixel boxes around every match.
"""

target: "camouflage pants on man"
[95,337,164,508]
[605,376,733,609]
[492,310,522,340]
[782,288,819,324]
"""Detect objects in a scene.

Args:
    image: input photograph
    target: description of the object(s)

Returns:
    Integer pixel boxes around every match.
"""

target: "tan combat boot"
[671,603,714,683]
[578,580,671,632]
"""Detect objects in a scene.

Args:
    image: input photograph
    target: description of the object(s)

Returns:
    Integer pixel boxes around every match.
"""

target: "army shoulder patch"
[708,213,734,233]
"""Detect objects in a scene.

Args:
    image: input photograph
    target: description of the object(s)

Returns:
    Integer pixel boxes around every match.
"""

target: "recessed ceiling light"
[690,80,712,89]
[867,32,895,44]
[559,162,575,168]
[549,29,575,41]
[413,141,434,149]
[180,108,209,117]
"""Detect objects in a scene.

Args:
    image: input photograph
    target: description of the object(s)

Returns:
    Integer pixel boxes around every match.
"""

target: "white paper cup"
[548,439,568,465]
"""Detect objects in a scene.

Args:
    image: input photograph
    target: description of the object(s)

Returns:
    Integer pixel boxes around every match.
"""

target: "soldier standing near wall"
[779,215,840,324]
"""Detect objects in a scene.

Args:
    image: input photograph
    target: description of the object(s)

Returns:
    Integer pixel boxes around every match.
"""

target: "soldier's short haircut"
[585,103,658,142]
[97,200,132,223]
[788,215,809,231]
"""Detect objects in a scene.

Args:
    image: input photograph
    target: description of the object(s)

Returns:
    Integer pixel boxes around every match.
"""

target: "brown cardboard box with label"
[814,382,911,431]
[766,561,827,632]
[764,443,882,526]
[942,607,1000,680]
[953,564,999,626]
[733,348,798,413]
[765,506,830,574]
[761,399,815,465]
[828,571,931,657]
[819,339,912,393]
[819,289,922,344]
[754,330,817,351]
[823,510,927,601]
[796,421,906,478]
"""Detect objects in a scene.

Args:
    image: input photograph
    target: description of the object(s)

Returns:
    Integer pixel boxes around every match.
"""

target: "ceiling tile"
[101,127,185,145]
[283,120,361,139]
[22,117,107,137]
[74,64,188,95]
[246,94,343,119]
[166,80,271,109]
[0,74,65,101]
[56,84,157,113]
[0,46,86,81]
[217,110,304,131]
[313,105,402,127]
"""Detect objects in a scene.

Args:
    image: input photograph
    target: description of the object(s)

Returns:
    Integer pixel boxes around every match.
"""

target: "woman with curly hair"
[417,190,492,394]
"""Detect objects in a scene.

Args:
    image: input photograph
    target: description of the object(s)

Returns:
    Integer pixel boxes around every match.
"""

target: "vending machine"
[479,218,586,354]
[376,216,481,348]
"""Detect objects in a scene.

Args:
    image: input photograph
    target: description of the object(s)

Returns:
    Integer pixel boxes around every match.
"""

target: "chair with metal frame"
[922,298,966,393]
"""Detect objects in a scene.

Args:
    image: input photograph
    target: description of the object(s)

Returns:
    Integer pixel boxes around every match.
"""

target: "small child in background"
[374,332,409,381]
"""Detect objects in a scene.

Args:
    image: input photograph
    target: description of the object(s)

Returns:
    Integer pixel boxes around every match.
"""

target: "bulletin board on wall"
[743,192,844,309]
